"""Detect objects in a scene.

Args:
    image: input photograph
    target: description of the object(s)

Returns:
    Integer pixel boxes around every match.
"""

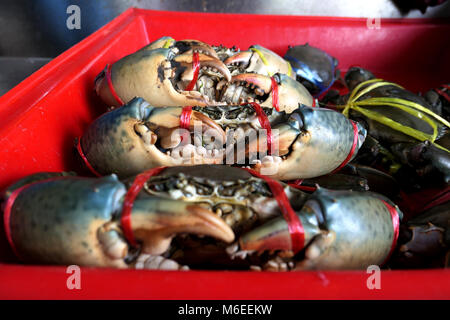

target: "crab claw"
[138,37,220,58]
[147,107,227,150]
[240,189,402,270]
[131,193,235,255]
[231,73,272,95]
[173,39,220,59]
[226,109,300,164]
[239,200,321,252]
[262,73,314,113]
[252,105,367,180]
[94,48,210,108]
[225,45,294,78]
[226,73,313,113]
[80,98,227,178]
[225,50,253,69]
[174,52,231,84]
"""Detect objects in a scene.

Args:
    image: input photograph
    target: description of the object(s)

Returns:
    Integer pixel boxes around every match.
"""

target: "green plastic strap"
[363,97,450,128]
[287,61,293,77]
[351,105,435,142]
[353,99,439,141]
[162,38,174,49]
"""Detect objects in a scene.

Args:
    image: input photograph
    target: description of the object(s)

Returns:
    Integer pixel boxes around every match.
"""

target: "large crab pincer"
[95,37,231,108]
[2,166,402,270]
[224,44,295,78]
[239,188,402,270]
[78,97,366,180]
[3,173,234,269]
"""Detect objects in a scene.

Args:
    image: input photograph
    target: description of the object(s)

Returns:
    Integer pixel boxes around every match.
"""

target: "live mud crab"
[78,97,366,180]
[2,165,401,271]
[324,67,450,189]
[94,36,312,112]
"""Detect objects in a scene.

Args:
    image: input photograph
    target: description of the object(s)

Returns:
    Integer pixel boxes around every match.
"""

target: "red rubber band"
[421,186,450,213]
[180,106,193,130]
[178,52,201,134]
[287,179,317,192]
[121,166,168,247]
[435,88,450,103]
[242,168,305,253]
[76,138,102,177]
[185,52,200,91]
[331,120,358,174]
[270,77,280,111]
[380,200,400,266]
[247,102,273,155]
[105,64,124,106]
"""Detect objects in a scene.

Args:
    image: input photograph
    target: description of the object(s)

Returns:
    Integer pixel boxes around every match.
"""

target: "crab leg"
[174,39,220,59]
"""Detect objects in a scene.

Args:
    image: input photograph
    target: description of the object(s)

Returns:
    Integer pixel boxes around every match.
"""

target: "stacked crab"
[3,37,448,271]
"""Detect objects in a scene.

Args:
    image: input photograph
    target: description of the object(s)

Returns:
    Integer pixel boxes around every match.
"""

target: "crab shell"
[284,43,338,96]
[225,44,295,78]
[240,188,403,270]
[4,173,234,268]
[79,98,366,180]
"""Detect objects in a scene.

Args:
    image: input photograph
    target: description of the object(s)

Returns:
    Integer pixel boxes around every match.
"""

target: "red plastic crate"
[0,8,449,300]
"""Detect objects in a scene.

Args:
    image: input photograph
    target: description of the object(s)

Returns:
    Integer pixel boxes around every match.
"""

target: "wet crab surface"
[95,37,313,112]
[79,97,366,180]
[4,165,402,271]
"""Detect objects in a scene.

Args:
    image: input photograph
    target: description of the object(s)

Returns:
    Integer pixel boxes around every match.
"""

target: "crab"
[284,43,339,97]
[78,97,366,181]
[224,44,295,79]
[334,67,450,188]
[390,201,449,269]
[423,84,450,122]
[3,165,402,270]
[298,163,400,201]
[94,36,313,112]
